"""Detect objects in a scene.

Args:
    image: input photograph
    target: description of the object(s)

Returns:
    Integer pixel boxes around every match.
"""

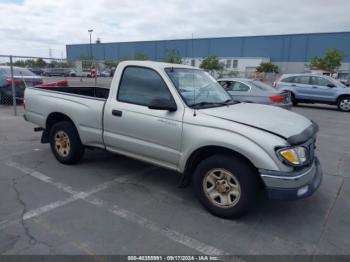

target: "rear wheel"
[193,154,259,219]
[49,121,85,164]
[338,96,350,112]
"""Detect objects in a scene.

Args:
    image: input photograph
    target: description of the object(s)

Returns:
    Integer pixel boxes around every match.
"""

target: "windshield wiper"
[191,101,218,108]
[191,99,235,108]
[220,99,235,105]
[213,99,237,106]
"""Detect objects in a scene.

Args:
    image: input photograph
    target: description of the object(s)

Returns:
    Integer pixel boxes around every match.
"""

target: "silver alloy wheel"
[339,98,350,111]
[54,131,71,157]
[202,168,241,208]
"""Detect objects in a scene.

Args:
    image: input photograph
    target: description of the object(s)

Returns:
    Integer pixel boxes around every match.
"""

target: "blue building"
[66,31,350,74]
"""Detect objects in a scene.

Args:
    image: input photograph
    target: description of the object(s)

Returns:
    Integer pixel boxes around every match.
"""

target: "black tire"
[337,96,350,112]
[49,121,85,164]
[290,93,298,106]
[193,154,259,219]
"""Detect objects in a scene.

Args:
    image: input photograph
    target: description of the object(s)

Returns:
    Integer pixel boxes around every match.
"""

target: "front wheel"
[49,121,85,164]
[193,154,259,219]
[338,96,350,112]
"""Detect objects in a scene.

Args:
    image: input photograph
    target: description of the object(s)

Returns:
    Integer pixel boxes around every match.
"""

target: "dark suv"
[276,74,350,111]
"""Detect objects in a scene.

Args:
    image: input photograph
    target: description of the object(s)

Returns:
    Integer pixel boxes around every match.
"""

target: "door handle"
[312,86,318,88]
[112,109,123,117]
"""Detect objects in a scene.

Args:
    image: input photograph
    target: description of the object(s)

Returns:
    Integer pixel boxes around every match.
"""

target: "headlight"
[277,146,308,166]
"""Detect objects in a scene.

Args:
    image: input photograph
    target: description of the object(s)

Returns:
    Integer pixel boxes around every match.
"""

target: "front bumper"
[259,157,322,200]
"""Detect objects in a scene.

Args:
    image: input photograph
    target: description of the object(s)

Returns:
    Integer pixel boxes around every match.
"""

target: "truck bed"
[25,85,109,148]
[35,86,109,99]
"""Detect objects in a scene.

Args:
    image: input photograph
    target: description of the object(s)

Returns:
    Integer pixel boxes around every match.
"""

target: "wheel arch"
[42,112,76,143]
[181,145,263,187]
[337,94,350,104]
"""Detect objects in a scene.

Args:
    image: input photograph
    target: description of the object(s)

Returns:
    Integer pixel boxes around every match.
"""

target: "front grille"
[303,137,316,165]
[309,141,315,163]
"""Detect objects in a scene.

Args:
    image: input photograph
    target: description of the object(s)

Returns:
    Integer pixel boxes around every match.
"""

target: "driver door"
[103,66,184,170]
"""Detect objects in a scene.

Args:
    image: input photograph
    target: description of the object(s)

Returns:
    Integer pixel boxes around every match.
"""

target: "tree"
[309,48,344,73]
[133,53,148,61]
[14,60,26,67]
[35,58,47,68]
[256,62,279,73]
[199,56,224,75]
[13,59,46,68]
[164,49,182,64]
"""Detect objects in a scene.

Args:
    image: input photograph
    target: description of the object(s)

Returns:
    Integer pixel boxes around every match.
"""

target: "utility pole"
[88,29,93,61]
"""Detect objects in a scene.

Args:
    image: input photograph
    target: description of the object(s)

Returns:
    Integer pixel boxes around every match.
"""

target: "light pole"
[88,29,93,60]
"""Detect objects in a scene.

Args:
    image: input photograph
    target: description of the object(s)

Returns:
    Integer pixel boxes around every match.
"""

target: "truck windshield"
[165,68,233,108]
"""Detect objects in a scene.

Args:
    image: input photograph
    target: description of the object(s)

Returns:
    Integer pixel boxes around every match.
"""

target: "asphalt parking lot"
[0,103,349,258]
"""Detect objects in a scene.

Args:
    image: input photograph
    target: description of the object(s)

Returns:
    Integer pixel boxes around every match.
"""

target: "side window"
[218,81,232,90]
[227,82,250,92]
[311,76,332,87]
[281,76,295,83]
[294,76,310,85]
[118,67,173,106]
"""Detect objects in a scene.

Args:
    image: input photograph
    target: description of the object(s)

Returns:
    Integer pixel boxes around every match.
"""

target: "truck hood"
[199,103,317,144]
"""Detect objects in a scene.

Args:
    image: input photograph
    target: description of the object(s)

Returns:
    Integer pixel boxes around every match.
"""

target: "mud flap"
[41,129,49,144]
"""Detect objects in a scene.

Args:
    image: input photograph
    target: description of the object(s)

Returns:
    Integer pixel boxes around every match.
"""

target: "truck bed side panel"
[25,87,106,148]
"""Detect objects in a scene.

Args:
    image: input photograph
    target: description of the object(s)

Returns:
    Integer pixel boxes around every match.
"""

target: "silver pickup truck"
[24,61,322,218]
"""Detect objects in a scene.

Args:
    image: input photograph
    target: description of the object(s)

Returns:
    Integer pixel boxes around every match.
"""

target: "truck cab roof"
[117,60,197,70]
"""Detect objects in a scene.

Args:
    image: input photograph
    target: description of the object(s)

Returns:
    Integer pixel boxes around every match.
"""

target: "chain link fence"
[0,55,115,116]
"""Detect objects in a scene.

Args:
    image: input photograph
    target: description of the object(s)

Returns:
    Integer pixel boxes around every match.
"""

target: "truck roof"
[118,60,197,70]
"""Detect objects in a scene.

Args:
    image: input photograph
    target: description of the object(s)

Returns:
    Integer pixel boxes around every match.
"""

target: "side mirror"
[148,98,177,112]
[327,83,336,88]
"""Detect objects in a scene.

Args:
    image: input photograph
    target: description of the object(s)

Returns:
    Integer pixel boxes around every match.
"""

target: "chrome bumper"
[259,157,322,200]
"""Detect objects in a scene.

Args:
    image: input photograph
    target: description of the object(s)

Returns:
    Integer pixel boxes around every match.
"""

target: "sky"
[0,0,349,58]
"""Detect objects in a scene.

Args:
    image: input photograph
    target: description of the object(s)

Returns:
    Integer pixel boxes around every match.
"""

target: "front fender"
[179,122,290,173]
